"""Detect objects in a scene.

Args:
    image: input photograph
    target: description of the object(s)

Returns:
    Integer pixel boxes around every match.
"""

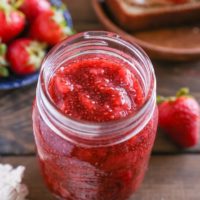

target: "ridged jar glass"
[32,31,158,200]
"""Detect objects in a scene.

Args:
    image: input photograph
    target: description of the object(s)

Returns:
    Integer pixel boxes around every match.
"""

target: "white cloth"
[0,164,29,200]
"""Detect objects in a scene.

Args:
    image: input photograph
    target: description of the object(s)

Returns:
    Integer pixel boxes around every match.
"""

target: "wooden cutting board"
[92,0,200,61]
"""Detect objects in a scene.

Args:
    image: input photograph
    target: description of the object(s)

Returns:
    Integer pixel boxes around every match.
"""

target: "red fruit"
[7,38,46,75]
[30,8,73,46]
[0,43,9,77]
[0,1,25,43]
[158,88,200,148]
[19,0,51,21]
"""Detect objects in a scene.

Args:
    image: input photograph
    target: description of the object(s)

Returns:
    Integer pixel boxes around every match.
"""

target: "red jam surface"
[48,57,144,122]
[33,56,158,200]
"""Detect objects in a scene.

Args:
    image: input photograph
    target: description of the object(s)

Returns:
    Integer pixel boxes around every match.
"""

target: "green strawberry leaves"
[0,43,9,77]
[157,87,192,104]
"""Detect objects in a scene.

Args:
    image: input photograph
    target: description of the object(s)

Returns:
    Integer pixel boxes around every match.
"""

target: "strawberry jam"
[32,31,158,200]
[48,57,144,122]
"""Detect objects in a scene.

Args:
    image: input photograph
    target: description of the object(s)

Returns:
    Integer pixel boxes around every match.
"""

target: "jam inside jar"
[32,31,158,200]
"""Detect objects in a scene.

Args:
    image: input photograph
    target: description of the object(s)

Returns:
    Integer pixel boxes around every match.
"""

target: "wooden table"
[0,0,200,199]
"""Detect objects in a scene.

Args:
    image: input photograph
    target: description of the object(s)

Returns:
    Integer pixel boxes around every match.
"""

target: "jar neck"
[36,31,156,147]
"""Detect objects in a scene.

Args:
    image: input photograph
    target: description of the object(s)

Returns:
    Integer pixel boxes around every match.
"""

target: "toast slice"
[105,0,200,31]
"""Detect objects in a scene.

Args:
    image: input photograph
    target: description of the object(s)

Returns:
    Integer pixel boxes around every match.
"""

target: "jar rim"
[36,31,156,146]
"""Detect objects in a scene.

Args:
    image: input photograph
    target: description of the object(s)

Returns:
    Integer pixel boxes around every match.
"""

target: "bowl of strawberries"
[0,0,74,90]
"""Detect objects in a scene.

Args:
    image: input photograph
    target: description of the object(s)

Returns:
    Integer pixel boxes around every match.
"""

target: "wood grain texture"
[64,0,97,23]
[0,155,200,200]
[0,0,200,155]
[0,85,36,154]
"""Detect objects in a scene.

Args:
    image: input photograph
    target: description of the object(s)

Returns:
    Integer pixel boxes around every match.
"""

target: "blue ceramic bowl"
[0,0,73,90]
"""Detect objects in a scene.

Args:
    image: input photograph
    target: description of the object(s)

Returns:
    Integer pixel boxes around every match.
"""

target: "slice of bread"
[105,0,200,31]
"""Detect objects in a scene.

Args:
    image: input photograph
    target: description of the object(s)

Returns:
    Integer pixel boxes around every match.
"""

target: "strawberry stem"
[157,87,191,104]
[26,41,47,70]
[0,0,15,22]
[0,43,8,67]
[176,87,190,97]
[157,96,166,104]
[10,0,24,9]
[0,44,7,56]
[0,66,9,77]
[51,7,74,36]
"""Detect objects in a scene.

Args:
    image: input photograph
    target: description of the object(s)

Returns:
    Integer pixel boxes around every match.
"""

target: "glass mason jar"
[32,31,158,200]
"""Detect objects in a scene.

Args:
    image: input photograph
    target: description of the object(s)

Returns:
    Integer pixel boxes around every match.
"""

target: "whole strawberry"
[0,0,25,43]
[158,88,200,148]
[7,38,46,75]
[0,42,9,77]
[19,0,51,22]
[30,8,74,46]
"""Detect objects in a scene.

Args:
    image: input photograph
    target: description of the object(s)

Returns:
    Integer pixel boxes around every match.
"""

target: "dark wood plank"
[134,155,200,200]
[155,60,200,100]
[0,155,200,199]
[0,0,200,154]
[64,0,97,23]
[0,85,36,154]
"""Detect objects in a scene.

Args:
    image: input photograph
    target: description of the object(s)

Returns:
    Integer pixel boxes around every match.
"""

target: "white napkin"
[0,164,29,200]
